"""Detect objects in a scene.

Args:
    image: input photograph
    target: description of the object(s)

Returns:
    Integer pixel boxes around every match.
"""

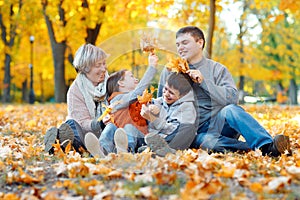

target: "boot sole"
[145,133,176,156]
[84,132,105,158]
[274,135,291,155]
[44,127,58,152]
[114,128,128,153]
[58,123,74,149]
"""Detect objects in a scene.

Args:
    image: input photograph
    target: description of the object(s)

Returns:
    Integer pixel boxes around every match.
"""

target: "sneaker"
[58,123,74,150]
[84,132,105,158]
[145,132,176,157]
[44,127,58,153]
[114,128,128,153]
[272,134,292,156]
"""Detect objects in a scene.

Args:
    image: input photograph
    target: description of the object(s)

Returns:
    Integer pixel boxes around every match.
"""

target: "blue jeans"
[99,123,118,154]
[123,124,146,152]
[65,119,86,152]
[190,104,273,153]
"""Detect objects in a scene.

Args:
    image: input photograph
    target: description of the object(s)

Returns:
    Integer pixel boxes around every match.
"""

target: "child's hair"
[106,69,127,97]
[166,72,193,97]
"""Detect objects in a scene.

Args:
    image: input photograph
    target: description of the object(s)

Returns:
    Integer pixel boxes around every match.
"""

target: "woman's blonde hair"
[73,44,109,73]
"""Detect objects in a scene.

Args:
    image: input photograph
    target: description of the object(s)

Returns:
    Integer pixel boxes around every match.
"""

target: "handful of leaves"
[137,86,156,104]
[140,33,158,53]
[97,104,113,122]
[97,100,122,122]
[165,57,189,73]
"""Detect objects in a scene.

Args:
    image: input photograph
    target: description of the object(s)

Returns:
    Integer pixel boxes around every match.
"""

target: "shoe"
[84,132,105,158]
[114,128,128,153]
[58,123,74,150]
[264,134,292,157]
[44,127,58,153]
[272,134,292,156]
[145,132,176,157]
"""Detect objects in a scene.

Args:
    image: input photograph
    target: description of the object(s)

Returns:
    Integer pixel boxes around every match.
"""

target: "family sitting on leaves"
[44,26,292,158]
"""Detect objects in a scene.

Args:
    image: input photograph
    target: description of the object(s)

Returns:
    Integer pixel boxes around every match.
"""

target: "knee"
[220,104,243,118]
[65,119,82,132]
[192,133,217,151]
[124,124,135,129]
[101,123,117,136]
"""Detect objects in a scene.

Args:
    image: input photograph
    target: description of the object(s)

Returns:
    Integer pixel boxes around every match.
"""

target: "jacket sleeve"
[200,63,239,106]
[67,84,96,133]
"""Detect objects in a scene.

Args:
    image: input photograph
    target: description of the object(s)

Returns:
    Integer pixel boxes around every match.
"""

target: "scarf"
[75,72,108,118]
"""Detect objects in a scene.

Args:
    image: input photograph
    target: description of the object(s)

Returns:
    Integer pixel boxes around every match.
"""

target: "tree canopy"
[0,0,299,103]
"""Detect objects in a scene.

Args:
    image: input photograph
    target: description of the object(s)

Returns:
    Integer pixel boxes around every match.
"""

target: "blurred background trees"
[0,0,299,104]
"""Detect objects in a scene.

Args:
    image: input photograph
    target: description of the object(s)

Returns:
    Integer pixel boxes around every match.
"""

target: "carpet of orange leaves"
[0,104,300,199]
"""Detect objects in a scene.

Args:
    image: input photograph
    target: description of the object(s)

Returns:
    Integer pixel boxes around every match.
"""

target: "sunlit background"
[0,0,299,104]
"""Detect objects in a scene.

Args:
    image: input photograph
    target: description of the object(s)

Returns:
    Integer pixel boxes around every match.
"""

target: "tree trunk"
[2,53,12,103]
[289,79,297,105]
[42,1,67,102]
[206,0,216,59]
[52,42,67,102]
[22,79,28,103]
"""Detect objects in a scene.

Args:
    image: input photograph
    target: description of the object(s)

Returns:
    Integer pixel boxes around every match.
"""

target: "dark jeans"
[65,119,87,153]
[190,104,273,153]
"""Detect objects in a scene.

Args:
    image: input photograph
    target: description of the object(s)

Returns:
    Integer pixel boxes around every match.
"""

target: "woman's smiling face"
[86,59,107,86]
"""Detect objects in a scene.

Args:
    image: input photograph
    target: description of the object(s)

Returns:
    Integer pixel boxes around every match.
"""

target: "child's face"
[163,83,181,105]
[121,71,139,91]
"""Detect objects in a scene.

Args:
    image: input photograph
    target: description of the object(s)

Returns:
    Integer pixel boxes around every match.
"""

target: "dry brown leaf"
[67,161,90,178]
[286,165,300,179]
[140,32,158,53]
[137,86,156,104]
[106,170,123,180]
[249,182,263,193]
[165,57,189,73]
[1,104,300,199]
[267,176,291,192]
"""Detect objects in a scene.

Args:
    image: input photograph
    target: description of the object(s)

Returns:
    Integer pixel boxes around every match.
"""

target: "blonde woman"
[44,44,108,157]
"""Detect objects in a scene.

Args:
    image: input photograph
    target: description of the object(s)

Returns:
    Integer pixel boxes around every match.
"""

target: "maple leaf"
[67,162,90,178]
[165,57,189,73]
[97,100,122,122]
[18,167,42,184]
[1,104,300,198]
[140,32,158,53]
[249,182,263,193]
[106,170,123,180]
[97,104,113,122]
[137,86,156,104]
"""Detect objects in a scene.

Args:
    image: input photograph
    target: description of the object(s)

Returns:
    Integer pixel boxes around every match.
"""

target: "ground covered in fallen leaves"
[0,104,300,200]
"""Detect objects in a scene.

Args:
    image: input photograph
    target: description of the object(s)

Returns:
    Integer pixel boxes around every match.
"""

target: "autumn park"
[1,0,300,199]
